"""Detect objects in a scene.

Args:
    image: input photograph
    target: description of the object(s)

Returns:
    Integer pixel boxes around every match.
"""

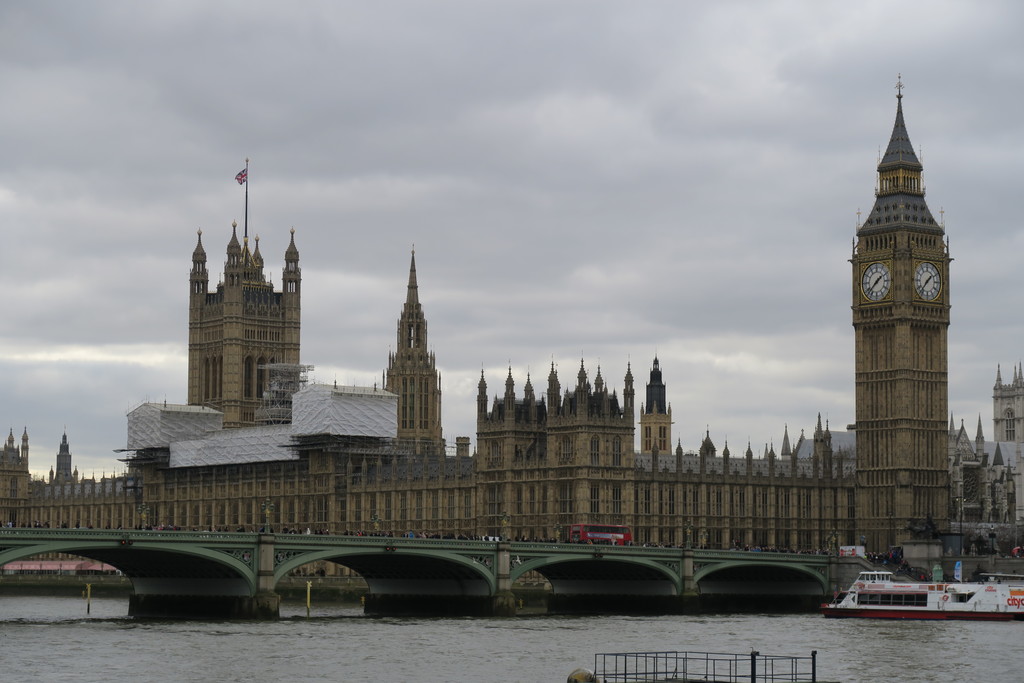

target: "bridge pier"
[363,593,502,616]
[128,592,279,619]
[491,590,517,616]
[547,593,690,615]
[493,541,516,616]
[125,533,282,619]
[254,534,281,618]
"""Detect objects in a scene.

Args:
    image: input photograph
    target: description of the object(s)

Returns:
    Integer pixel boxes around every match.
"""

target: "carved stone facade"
[640,357,672,456]
[385,251,443,453]
[0,429,30,526]
[947,417,1016,529]
[473,360,637,540]
[633,419,856,549]
[187,225,301,428]
[851,89,951,549]
[992,366,1024,523]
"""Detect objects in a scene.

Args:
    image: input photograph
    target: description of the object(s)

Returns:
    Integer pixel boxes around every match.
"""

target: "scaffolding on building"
[255,363,314,425]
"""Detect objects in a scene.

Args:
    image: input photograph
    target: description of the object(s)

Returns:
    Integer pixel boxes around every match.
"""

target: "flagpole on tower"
[235,160,250,238]
[243,157,249,239]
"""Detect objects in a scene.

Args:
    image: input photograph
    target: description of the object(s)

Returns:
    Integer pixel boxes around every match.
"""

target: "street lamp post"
[370,514,381,532]
[554,523,563,542]
[500,511,510,540]
[953,496,964,554]
[136,503,149,529]
[685,522,693,549]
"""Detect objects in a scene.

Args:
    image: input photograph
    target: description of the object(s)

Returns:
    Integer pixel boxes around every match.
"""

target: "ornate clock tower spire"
[851,79,951,550]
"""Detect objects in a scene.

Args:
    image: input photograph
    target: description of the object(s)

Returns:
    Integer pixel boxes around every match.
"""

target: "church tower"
[187,225,301,427]
[385,250,443,452]
[851,83,951,550]
[640,357,672,455]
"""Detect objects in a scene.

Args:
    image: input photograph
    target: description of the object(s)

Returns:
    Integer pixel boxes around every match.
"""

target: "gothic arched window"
[1006,409,1016,442]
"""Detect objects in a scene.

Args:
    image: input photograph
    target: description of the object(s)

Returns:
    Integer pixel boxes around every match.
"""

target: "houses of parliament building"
[1,92,1017,552]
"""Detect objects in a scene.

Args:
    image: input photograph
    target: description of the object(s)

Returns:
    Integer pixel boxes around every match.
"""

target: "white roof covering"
[127,384,396,468]
[170,424,296,468]
[126,403,223,450]
[291,384,397,438]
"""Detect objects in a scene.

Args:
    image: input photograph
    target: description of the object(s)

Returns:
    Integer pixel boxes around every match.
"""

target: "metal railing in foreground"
[594,650,817,683]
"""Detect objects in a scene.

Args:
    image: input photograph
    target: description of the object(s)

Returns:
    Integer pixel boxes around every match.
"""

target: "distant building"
[988,364,1024,523]
[23,431,138,529]
[947,416,1016,529]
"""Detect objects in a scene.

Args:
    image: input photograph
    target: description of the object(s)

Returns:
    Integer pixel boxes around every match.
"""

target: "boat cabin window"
[856,592,927,607]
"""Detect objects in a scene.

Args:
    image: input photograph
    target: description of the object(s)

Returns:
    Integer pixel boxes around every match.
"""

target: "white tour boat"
[821,570,1024,621]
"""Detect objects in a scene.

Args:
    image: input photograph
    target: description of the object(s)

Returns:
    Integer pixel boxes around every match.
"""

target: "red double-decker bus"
[568,523,632,546]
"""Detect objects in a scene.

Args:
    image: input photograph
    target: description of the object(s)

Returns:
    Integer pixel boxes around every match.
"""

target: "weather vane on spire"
[895,73,904,98]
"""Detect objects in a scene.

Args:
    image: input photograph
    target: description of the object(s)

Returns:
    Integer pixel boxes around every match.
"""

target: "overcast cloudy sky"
[2,1,1023,478]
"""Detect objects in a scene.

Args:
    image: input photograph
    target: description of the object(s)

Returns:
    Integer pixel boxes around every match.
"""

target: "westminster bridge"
[0,528,842,618]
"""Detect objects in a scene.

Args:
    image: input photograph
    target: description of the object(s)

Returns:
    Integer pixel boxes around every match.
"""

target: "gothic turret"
[190,229,208,299]
[225,221,243,286]
[56,431,72,480]
[524,373,537,422]
[283,228,301,299]
[623,361,635,418]
[640,357,672,454]
[385,250,443,452]
[477,370,488,419]
[503,367,516,421]
[645,357,667,414]
[547,362,561,414]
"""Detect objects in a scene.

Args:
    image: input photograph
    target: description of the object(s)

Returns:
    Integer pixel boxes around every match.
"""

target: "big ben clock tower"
[852,81,951,550]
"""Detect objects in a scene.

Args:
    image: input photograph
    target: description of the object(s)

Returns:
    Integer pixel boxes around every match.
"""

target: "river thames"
[0,596,1018,682]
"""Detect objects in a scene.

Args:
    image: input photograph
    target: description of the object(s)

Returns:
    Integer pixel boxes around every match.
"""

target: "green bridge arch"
[692,550,831,594]
[1,530,837,617]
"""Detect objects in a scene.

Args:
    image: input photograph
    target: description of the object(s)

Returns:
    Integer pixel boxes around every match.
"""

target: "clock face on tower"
[914,261,941,300]
[861,262,891,301]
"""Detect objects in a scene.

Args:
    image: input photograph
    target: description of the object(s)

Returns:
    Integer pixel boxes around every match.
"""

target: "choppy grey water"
[0,596,1018,682]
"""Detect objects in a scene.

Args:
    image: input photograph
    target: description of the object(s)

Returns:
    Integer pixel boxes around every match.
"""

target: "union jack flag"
[235,168,247,184]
